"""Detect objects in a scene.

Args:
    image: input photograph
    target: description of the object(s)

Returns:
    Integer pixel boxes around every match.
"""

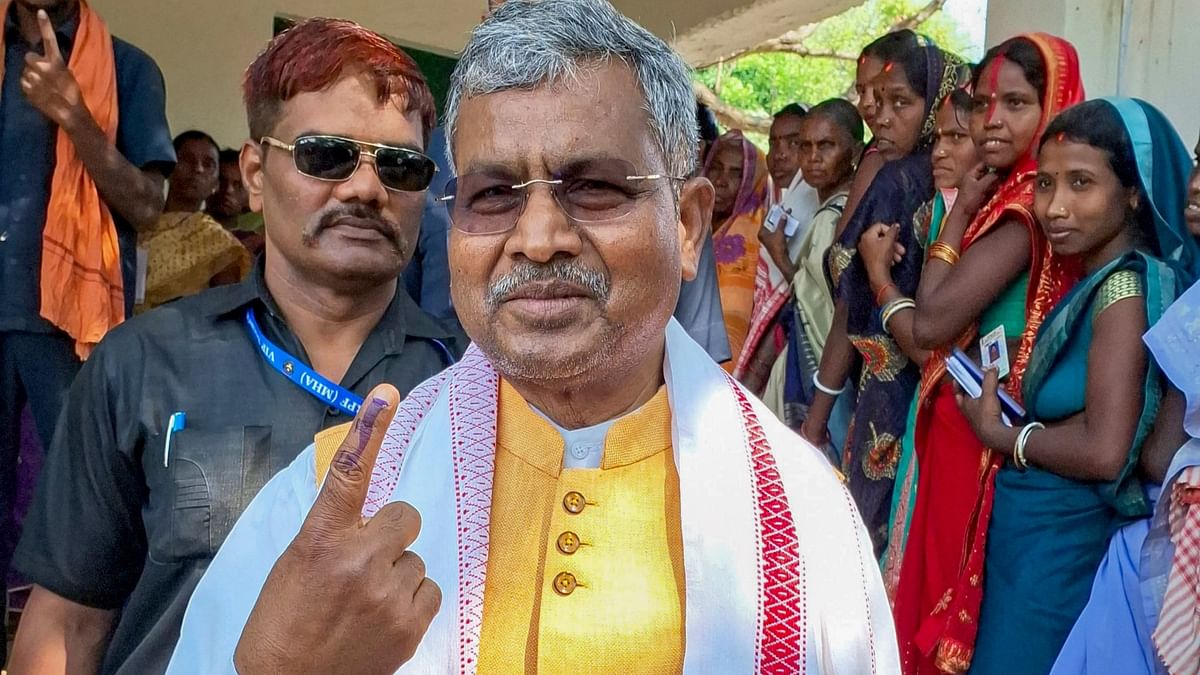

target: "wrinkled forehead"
[975,59,1035,99]
[935,99,966,129]
[450,63,662,177]
[857,56,885,83]
[770,115,805,139]
[799,114,843,142]
[871,63,912,93]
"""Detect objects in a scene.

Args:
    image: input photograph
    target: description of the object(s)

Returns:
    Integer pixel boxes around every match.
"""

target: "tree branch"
[747,44,860,60]
[713,0,949,63]
[894,0,949,29]
[696,0,951,133]
[693,80,773,135]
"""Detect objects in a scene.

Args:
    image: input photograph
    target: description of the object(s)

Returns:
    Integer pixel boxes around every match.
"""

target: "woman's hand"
[799,416,831,447]
[759,220,794,278]
[953,163,1003,224]
[859,223,904,292]
[955,367,1014,453]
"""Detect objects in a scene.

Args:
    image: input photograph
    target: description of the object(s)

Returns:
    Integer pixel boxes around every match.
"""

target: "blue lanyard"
[245,308,364,416]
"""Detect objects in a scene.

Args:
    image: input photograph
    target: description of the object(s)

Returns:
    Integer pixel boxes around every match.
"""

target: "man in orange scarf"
[9,16,464,675]
[0,0,174,661]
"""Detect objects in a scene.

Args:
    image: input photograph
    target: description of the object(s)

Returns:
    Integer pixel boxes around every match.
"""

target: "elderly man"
[9,18,462,674]
[170,2,896,673]
[760,103,821,281]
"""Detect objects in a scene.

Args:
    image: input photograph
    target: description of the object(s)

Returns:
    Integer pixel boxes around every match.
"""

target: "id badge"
[979,324,1011,379]
[782,211,802,238]
[135,247,149,304]
[764,204,784,233]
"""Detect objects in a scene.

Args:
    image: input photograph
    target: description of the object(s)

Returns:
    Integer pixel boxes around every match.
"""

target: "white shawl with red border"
[169,319,898,674]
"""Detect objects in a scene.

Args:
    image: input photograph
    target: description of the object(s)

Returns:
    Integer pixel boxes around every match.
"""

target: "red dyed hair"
[243,18,436,145]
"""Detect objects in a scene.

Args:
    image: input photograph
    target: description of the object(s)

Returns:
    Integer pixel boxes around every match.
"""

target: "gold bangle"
[928,241,961,266]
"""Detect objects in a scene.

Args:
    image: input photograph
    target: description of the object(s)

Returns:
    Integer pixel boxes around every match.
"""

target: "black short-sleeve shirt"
[0,7,176,330]
[12,262,465,674]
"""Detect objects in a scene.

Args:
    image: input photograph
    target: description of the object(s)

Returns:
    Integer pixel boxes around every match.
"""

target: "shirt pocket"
[148,425,273,563]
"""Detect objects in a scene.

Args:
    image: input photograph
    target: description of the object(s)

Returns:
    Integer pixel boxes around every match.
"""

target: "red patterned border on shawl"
[726,376,808,674]
[360,345,500,673]
[364,370,451,517]
[445,351,500,675]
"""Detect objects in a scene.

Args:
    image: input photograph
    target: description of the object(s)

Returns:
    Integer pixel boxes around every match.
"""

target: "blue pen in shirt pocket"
[163,412,187,467]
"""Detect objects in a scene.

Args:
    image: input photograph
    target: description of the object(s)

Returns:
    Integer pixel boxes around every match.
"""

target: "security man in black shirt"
[9,18,463,674]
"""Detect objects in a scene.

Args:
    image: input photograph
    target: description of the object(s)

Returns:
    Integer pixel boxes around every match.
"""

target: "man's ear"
[241,140,266,214]
[677,176,715,282]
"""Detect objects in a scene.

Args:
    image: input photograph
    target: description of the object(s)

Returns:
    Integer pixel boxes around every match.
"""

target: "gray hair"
[444,0,698,179]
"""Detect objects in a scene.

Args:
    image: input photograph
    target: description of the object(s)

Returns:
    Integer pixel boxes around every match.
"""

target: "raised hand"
[20,10,84,129]
[956,162,1003,219]
[859,222,904,289]
[955,366,1008,452]
[234,385,441,675]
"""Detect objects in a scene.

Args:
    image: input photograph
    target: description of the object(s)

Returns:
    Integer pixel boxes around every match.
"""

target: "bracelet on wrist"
[874,282,897,306]
[928,241,961,266]
[880,297,916,335]
[812,372,846,397]
[1013,422,1044,471]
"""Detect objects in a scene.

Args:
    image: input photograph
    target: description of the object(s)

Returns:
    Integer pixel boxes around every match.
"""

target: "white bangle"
[881,298,916,335]
[813,373,846,397]
[1013,422,1044,471]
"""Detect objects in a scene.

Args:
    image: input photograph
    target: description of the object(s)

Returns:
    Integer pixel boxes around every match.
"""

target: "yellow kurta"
[314,382,685,673]
[476,381,684,674]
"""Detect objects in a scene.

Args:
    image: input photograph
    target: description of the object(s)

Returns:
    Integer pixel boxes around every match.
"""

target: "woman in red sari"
[890,34,1085,674]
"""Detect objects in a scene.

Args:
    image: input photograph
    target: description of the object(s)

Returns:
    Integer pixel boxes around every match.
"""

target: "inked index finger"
[308,384,400,531]
[37,10,63,63]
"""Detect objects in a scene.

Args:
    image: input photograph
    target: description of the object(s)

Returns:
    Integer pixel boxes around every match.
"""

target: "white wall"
[89,0,860,150]
[986,0,1200,146]
[90,0,480,148]
[1119,0,1200,146]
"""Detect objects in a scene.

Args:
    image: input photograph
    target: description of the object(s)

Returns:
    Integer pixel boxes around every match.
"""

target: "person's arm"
[7,586,116,675]
[912,219,1031,349]
[20,11,165,230]
[62,107,166,229]
[859,223,930,366]
[912,165,1029,349]
[801,299,854,445]
[9,334,149,671]
[960,292,1148,481]
[1139,385,1186,484]
[759,225,797,281]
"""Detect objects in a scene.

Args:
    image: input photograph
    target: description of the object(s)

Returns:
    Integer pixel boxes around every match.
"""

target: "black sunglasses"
[260,135,437,192]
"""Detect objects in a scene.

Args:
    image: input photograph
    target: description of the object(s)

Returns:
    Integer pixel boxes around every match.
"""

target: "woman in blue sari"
[1050,114,1200,674]
[958,97,1200,675]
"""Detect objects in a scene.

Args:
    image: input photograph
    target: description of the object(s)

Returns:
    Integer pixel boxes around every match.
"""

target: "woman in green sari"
[958,98,1200,675]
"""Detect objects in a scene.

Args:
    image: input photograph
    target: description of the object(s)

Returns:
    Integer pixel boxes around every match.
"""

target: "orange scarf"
[0,0,122,359]
[705,130,770,365]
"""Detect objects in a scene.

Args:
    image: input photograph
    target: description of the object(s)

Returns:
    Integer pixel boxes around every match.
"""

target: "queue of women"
[703,28,1200,675]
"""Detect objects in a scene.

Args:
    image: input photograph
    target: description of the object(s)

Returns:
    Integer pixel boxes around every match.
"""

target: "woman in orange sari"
[890,34,1085,674]
[704,130,770,362]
